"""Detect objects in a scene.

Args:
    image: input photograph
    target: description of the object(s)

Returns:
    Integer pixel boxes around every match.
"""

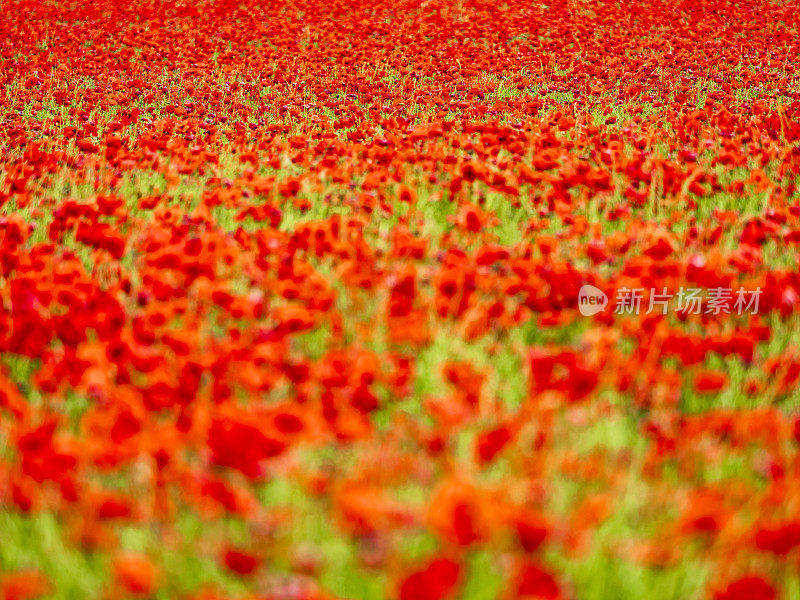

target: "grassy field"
[1,0,800,598]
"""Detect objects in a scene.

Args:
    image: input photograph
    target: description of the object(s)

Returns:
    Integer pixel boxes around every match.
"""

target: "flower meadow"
[1,0,800,598]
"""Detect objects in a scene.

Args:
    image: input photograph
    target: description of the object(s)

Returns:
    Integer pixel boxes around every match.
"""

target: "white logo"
[578,284,608,316]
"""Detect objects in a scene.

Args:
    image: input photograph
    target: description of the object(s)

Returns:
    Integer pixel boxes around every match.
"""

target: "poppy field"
[1,0,800,598]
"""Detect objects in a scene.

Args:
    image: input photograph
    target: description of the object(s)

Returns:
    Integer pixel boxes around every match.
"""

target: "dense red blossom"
[0,0,799,597]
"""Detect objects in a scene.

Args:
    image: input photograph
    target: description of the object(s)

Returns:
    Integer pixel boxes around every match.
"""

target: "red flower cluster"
[0,0,799,598]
